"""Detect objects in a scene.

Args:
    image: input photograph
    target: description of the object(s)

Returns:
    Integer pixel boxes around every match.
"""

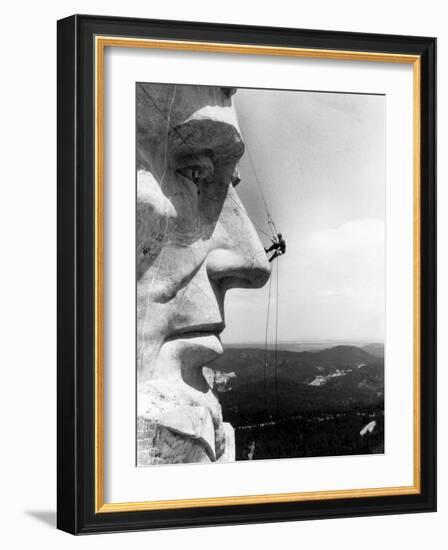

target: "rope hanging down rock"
[141,87,282,418]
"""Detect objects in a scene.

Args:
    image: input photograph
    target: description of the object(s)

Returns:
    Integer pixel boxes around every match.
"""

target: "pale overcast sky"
[222,88,385,345]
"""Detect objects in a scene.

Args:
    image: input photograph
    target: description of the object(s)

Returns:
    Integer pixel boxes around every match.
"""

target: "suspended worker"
[265,233,286,262]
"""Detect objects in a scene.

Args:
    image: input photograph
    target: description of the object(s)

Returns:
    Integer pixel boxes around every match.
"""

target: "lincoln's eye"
[176,154,214,186]
[177,165,204,184]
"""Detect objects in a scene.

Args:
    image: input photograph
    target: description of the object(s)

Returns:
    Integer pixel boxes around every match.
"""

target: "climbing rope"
[241,132,282,420]
[226,193,273,239]
[138,85,177,374]
[141,87,276,241]
[263,270,273,413]
[139,87,282,419]
[262,254,281,420]
[274,258,280,418]
[244,139,277,241]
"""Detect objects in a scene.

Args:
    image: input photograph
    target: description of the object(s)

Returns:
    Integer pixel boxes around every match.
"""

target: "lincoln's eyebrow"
[168,115,244,168]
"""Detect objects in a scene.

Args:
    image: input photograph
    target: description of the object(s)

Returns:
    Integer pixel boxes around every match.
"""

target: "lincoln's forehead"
[137,83,244,165]
[171,85,232,122]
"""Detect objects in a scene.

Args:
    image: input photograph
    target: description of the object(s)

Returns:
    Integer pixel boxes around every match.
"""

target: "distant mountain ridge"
[210,344,384,427]
[225,341,384,354]
[362,343,384,358]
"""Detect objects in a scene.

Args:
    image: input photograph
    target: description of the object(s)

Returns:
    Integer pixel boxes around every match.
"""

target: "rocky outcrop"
[137,377,234,464]
[135,83,269,466]
[137,417,235,464]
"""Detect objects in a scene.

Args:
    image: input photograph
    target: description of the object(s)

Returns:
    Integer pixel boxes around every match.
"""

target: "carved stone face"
[136,84,270,463]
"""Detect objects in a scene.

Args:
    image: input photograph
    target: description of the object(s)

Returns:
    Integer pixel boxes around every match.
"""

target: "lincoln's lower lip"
[163,332,223,366]
[166,330,221,341]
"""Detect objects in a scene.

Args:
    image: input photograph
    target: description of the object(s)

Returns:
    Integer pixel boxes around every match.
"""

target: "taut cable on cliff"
[141,87,282,419]
[243,140,278,241]
[141,88,277,241]
[274,258,280,418]
[240,131,283,419]
[263,269,273,414]
[138,85,177,374]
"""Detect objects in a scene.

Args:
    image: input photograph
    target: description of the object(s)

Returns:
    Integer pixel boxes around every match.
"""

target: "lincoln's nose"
[206,247,271,291]
[206,186,271,292]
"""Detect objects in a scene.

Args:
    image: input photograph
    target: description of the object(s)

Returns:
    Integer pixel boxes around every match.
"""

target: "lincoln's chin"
[137,343,235,465]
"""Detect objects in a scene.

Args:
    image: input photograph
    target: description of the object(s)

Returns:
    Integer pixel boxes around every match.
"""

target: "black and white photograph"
[0,0,441,543]
[136,82,385,466]
[53,6,438,537]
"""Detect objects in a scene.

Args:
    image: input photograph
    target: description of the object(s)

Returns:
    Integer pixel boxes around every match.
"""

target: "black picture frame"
[57,14,436,534]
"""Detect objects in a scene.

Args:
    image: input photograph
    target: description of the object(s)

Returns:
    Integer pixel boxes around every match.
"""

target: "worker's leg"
[268,251,279,262]
[265,243,276,253]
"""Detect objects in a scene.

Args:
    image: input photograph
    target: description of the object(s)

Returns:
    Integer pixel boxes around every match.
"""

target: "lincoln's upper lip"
[166,322,225,341]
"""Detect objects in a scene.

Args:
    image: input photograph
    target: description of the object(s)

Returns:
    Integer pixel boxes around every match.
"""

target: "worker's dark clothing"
[265,235,286,262]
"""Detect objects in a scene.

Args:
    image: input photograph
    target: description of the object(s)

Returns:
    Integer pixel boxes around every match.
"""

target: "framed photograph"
[57,14,436,534]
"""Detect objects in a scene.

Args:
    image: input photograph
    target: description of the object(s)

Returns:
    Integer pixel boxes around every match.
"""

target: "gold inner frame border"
[94,35,421,513]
